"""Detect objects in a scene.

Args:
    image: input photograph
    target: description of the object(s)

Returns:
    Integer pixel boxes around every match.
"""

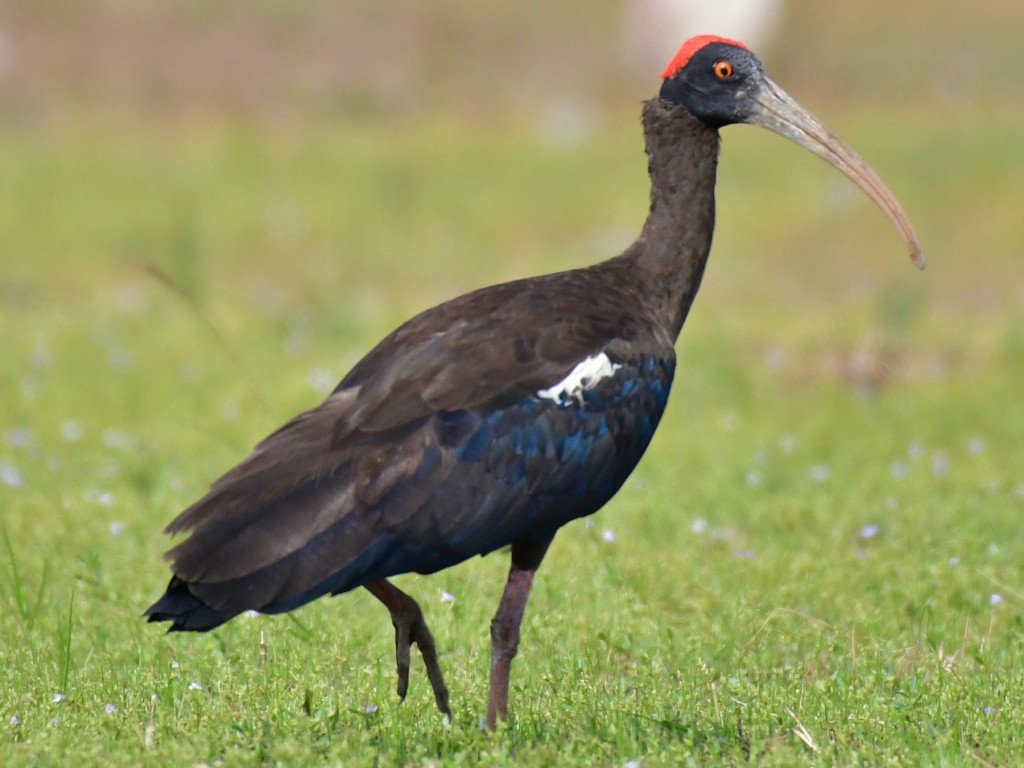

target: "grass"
[2,5,1024,766]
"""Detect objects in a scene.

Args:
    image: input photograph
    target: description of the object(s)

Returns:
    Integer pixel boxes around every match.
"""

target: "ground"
[1,1,1023,765]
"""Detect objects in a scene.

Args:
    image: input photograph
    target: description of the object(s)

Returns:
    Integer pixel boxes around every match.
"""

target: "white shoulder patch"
[536,353,622,406]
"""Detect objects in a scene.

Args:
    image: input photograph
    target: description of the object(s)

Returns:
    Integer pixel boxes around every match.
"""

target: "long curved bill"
[748,76,926,270]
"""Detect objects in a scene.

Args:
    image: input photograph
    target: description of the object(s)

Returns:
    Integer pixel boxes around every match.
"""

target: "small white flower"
[968,438,986,455]
[109,521,125,537]
[949,556,960,566]
[188,681,203,691]
[859,524,880,540]
[85,489,115,506]
[52,693,65,704]
[102,429,136,451]
[243,610,260,618]
[9,715,21,726]
[990,594,1005,606]
[625,761,642,768]
[691,519,708,534]
[778,434,798,453]
[306,367,335,394]
[0,463,23,489]
[745,471,762,487]
[104,703,117,715]
[809,464,831,483]
[440,591,456,604]
[363,704,379,715]
[601,529,617,543]
[170,660,180,670]
[61,420,85,442]
[5,428,32,448]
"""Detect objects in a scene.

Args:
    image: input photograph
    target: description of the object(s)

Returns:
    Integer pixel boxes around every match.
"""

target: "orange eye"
[713,60,734,79]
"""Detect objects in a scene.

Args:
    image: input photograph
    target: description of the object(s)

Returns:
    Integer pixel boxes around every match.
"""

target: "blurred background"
[1,0,1019,118]
[1,4,1023,757]
[0,0,1021,549]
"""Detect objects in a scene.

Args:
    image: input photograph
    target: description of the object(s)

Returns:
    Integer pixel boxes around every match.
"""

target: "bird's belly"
[404,355,675,573]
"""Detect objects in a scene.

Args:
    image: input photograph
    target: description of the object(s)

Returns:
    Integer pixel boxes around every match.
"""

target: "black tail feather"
[144,577,235,632]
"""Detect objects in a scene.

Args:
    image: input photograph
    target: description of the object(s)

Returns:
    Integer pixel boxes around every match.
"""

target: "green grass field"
[2,3,1023,766]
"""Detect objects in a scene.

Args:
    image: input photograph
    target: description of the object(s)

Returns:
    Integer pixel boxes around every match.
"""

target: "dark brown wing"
[153,265,664,622]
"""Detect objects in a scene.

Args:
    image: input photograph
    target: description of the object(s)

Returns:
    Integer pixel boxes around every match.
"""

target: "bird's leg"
[486,535,554,729]
[364,579,450,717]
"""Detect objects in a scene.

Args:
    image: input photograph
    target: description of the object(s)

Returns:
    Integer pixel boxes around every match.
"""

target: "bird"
[146,34,924,728]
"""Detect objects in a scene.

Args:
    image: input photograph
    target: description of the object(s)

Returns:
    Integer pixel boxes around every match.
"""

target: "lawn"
[2,2,1023,766]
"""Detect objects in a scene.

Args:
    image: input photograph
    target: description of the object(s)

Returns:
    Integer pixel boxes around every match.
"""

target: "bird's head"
[660,35,925,269]
[659,36,765,128]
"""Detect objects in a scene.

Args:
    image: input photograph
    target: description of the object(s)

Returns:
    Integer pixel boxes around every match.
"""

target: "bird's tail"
[144,576,235,632]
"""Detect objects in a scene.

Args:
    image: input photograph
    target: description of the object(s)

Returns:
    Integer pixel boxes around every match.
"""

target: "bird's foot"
[395,609,450,716]
[365,579,451,717]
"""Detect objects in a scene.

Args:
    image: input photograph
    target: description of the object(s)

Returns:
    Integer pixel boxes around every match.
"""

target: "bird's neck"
[621,99,721,341]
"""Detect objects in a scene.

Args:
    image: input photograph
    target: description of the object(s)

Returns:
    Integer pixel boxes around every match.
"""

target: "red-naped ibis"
[147,35,923,728]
